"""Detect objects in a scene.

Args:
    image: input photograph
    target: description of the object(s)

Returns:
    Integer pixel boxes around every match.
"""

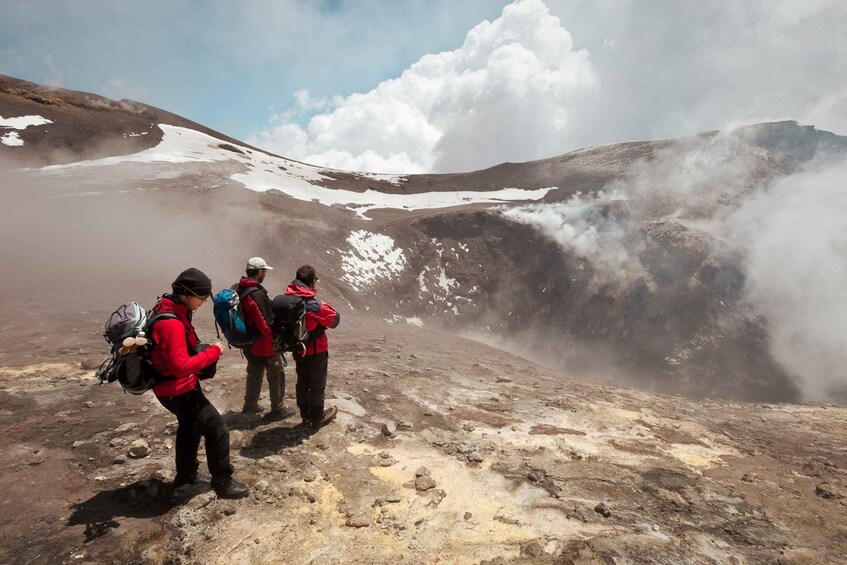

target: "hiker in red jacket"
[284,265,341,429]
[236,257,295,420]
[150,268,249,499]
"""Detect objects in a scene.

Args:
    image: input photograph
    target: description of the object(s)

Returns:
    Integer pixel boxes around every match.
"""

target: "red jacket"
[236,277,275,357]
[150,295,220,397]
[284,280,340,356]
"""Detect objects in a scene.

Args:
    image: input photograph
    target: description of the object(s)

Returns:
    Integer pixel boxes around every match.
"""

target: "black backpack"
[271,294,309,353]
[97,302,179,395]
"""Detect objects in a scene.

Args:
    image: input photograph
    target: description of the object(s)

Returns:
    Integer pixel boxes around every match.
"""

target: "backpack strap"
[147,307,196,355]
[238,286,272,326]
[238,286,263,301]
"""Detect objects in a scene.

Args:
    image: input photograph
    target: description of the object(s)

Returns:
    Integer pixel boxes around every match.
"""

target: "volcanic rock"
[415,475,437,492]
[381,422,397,437]
[127,439,150,458]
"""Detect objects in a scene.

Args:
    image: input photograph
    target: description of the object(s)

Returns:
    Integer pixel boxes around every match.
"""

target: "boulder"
[415,475,437,492]
[594,502,611,518]
[381,422,397,437]
[346,515,371,528]
[127,439,150,459]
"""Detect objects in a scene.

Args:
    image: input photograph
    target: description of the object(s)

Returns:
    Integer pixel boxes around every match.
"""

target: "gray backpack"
[96,301,176,395]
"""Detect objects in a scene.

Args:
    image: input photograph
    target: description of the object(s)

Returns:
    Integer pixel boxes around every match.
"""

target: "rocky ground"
[1,316,846,565]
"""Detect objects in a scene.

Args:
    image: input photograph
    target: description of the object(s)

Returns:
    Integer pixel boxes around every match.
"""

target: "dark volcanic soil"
[1,312,846,564]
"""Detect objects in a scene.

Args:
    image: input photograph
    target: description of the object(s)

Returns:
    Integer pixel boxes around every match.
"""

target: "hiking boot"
[172,473,211,489]
[310,405,338,430]
[241,403,262,415]
[211,476,249,499]
[263,405,297,422]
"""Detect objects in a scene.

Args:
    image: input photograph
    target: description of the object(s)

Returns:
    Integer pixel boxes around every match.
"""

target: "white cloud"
[250,0,847,175]
[249,0,596,173]
[547,0,847,148]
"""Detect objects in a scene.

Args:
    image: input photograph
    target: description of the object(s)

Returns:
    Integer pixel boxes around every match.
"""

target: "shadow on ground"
[67,478,207,542]
[240,422,314,458]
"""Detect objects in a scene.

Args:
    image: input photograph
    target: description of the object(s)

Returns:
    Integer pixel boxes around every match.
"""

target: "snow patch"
[437,268,457,293]
[359,172,408,186]
[0,114,52,130]
[1,132,23,147]
[340,230,407,290]
[418,269,429,296]
[385,315,425,328]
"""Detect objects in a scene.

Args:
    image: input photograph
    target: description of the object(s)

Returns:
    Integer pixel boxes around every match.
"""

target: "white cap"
[247,257,274,270]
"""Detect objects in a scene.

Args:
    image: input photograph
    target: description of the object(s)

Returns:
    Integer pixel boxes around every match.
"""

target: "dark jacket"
[284,280,340,356]
[150,295,220,397]
[236,276,275,357]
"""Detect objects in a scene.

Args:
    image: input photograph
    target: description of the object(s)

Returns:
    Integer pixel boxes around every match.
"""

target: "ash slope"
[1,319,846,564]
[3,73,847,405]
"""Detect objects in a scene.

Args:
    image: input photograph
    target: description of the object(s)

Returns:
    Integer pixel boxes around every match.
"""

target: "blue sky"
[0,1,507,138]
[2,0,846,173]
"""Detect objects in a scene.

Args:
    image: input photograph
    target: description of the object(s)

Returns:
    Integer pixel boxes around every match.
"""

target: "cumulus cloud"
[251,0,847,174]
[249,0,596,173]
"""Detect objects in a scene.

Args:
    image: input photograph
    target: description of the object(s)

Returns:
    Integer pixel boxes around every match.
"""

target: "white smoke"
[500,130,775,285]
[501,191,642,286]
[727,160,847,401]
[608,132,775,222]
[503,132,847,401]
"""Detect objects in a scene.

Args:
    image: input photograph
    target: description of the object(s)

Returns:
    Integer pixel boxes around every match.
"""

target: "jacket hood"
[156,294,190,318]
[239,276,261,289]
[286,280,316,299]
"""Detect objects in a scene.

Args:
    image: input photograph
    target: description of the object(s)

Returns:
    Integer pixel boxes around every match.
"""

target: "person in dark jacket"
[236,257,295,420]
[284,265,341,429]
[151,267,249,499]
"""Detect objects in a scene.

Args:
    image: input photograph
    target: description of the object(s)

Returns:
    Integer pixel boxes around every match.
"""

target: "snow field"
[38,124,554,218]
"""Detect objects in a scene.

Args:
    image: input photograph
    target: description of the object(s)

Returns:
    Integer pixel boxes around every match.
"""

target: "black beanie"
[172,268,212,297]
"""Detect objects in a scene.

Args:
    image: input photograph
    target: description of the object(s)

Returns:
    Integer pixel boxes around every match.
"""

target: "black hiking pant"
[157,385,234,482]
[294,350,328,420]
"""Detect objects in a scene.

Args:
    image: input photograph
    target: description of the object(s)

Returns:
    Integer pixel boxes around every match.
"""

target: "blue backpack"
[213,287,260,349]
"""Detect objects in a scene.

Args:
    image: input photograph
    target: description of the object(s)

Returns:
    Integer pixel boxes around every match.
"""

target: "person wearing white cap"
[235,257,295,420]
[246,257,273,271]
